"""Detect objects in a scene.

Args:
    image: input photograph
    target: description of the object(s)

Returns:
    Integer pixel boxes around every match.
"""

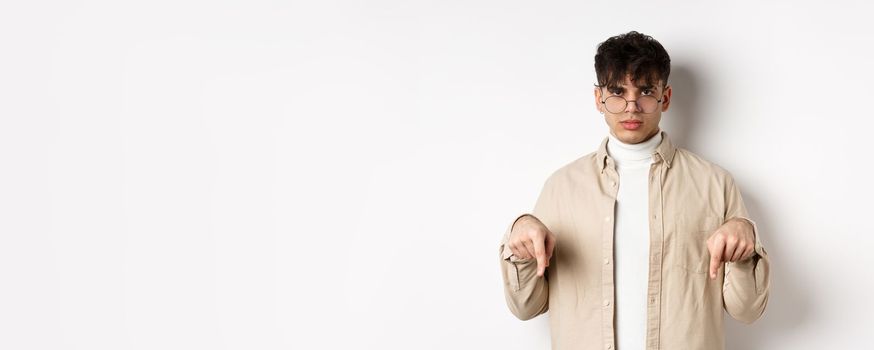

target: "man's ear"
[594,86,603,114]
[661,84,672,112]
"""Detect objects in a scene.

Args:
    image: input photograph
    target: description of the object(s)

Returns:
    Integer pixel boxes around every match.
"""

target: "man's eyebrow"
[606,84,656,91]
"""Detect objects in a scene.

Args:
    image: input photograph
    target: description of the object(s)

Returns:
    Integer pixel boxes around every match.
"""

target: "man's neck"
[606,131,662,167]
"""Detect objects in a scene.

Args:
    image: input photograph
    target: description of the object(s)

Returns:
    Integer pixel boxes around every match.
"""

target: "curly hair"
[594,31,671,89]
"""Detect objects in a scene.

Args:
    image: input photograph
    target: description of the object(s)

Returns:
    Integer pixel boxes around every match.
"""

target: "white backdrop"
[1,1,872,349]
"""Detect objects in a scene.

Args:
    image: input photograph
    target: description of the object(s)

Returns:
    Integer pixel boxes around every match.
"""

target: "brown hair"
[594,31,671,89]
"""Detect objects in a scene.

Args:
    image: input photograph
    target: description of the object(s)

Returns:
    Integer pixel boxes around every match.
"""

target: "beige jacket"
[498,131,770,350]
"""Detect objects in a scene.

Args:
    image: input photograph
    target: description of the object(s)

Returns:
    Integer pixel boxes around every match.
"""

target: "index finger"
[709,236,725,280]
[533,235,547,277]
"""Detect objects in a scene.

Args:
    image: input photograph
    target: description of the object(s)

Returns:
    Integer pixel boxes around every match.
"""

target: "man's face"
[593,74,672,144]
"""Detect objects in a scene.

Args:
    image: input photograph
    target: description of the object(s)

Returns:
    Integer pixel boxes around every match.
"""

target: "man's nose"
[624,99,642,113]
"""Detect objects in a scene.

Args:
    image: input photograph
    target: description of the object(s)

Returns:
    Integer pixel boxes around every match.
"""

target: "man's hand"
[706,218,756,279]
[507,215,556,277]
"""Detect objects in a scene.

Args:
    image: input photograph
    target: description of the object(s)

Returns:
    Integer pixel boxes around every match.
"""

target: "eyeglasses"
[600,94,663,114]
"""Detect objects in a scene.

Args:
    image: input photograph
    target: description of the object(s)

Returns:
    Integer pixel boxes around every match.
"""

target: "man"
[498,31,770,350]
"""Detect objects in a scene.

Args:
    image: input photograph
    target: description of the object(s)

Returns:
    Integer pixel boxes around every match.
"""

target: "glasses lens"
[604,96,627,114]
[638,95,659,113]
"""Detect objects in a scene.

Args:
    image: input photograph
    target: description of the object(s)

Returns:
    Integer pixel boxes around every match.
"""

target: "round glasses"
[601,95,662,114]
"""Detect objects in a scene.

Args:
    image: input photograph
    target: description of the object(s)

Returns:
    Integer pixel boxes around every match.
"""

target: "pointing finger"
[545,234,555,267]
[709,236,725,280]
[533,236,547,277]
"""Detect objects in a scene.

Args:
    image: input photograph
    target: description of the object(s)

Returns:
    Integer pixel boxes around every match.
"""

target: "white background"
[1,1,872,349]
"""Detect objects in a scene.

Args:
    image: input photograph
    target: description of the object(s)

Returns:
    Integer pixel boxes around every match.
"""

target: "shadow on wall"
[668,64,813,349]
[660,64,697,147]
[723,192,812,350]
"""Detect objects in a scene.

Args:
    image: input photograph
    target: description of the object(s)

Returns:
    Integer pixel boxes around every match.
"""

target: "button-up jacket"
[498,131,770,350]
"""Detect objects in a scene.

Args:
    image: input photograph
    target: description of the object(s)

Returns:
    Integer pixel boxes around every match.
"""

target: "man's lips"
[620,120,642,130]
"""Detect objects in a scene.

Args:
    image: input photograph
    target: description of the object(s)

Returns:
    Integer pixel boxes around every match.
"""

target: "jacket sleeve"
[498,176,557,320]
[721,174,771,324]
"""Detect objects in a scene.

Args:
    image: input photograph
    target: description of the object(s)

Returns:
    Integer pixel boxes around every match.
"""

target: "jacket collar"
[597,130,676,173]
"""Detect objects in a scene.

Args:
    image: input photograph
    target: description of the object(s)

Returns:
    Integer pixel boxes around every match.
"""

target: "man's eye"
[642,89,653,95]
[610,90,623,95]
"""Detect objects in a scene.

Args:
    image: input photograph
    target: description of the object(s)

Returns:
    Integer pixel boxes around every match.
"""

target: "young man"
[498,31,771,350]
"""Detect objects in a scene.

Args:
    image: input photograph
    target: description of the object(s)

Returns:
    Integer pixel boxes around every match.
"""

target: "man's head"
[593,31,672,144]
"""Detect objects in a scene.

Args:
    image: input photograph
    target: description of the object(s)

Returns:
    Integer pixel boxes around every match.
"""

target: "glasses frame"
[598,86,665,114]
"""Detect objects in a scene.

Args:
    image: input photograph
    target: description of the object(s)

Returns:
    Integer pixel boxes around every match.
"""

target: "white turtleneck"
[606,131,662,350]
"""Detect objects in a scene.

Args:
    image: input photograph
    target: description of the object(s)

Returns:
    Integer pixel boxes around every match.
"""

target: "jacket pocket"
[672,215,722,274]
